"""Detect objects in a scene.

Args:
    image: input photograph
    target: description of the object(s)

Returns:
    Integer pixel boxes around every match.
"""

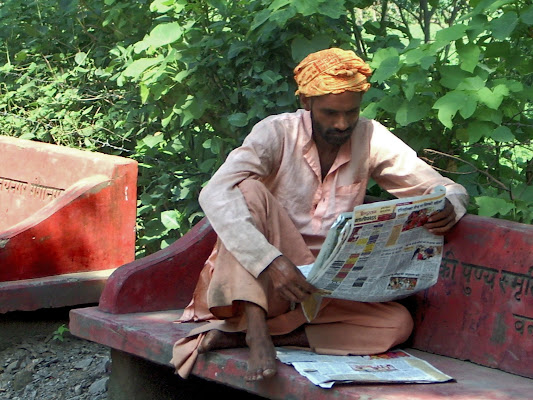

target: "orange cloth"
[294,48,372,97]
[171,180,414,378]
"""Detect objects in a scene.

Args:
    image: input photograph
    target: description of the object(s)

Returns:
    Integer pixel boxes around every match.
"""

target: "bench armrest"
[98,218,216,314]
[0,175,136,281]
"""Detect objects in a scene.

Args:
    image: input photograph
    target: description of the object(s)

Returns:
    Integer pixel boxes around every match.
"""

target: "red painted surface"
[98,217,216,314]
[69,212,533,398]
[69,307,533,400]
[0,136,137,310]
[0,269,115,313]
[412,215,533,379]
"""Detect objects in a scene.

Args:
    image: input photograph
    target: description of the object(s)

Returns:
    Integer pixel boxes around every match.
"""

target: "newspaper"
[301,186,447,321]
[276,348,453,388]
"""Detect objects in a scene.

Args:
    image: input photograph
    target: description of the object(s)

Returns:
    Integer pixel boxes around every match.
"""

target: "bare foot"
[197,303,308,381]
[245,327,277,381]
[198,330,245,354]
[197,325,277,381]
[244,303,278,381]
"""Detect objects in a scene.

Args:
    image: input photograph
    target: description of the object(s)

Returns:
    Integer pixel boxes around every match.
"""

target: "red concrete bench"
[0,136,138,313]
[69,214,533,399]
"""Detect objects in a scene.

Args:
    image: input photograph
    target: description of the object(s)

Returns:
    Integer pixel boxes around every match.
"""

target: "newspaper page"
[276,348,453,388]
[301,186,447,321]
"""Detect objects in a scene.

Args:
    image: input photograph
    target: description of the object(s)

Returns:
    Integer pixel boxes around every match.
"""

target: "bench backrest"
[411,214,533,379]
[0,136,136,231]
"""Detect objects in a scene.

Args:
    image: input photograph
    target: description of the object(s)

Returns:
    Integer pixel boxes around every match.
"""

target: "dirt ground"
[0,307,110,400]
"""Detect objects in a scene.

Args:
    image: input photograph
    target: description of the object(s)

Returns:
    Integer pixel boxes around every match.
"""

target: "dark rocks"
[0,330,110,400]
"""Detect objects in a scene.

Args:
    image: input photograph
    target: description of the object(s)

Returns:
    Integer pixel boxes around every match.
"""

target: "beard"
[310,112,356,147]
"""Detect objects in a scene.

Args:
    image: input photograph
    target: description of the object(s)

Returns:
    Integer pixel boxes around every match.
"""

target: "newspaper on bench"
[300,186,447,321]
[276,348,453,388]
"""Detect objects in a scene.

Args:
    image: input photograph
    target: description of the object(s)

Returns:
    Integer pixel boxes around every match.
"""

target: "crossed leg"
[198,301,309,381]
[174,179,413,381]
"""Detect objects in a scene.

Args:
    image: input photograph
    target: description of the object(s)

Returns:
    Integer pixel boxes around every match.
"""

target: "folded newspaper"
[301,186,447,321]
[276,348,453,388]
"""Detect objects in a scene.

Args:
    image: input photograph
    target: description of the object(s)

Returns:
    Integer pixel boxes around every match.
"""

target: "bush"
[1,0,531,256]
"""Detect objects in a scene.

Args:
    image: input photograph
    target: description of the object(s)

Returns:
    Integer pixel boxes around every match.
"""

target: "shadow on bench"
[0,136,138,313]
[70,215,533,399]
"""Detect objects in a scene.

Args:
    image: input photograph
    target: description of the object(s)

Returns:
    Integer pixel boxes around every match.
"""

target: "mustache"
[325,128,351,135]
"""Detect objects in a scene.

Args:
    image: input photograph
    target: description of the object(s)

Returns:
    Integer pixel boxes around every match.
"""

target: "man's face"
[301,91,363,147]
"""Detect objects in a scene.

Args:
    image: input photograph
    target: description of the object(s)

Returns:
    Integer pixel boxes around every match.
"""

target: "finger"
[279,286,302,303]
[284,283,316,303]
[426,216,455,235]
[288,285,311,303]
[427,222,454,235]
[425,215,454,229]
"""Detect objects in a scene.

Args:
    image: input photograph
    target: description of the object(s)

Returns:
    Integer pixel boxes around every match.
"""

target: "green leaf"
[316,0,346,19]
[484,42,510,58]
[251,9,271,31]
[199,158,217,173]
[123,57,163,79]
[466,121,492,143]
[14,51,27,62]
[395,100,430,126]
[490,12,518,40]
[491,126,515,142]
[140,84,150,104]
[439,66,472,90]
[456,76,486,91]
[435,25,467,44]
[402,70,426,100]
[228,42,250,59]
[228,113,249,127]
[291,35,331,62]
[134,23,183,52]
[161,210,180,230]
[74,52,87,66]
[521,5,533,25]
[458,93,478,119]
[143,134,164,148]
[403,47,436,69]
[477,84,508,109]
[432,91,467,128]
[361,102,378,119]
[456,42,481,73]
[259,70,282,85]
[370,48,400,84]
[269,0,291,12]
[475,196,514,217]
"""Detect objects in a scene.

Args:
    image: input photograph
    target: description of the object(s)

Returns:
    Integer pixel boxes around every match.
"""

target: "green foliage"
[359,0,533,223]
[1,0,531,256]
[52,324,70,342]
[114,0,361,255]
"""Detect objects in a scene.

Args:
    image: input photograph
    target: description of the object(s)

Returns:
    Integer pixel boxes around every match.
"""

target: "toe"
[262,367,276,379]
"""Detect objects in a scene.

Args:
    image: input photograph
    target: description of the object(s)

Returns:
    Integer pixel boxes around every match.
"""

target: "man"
[171,48,469,381]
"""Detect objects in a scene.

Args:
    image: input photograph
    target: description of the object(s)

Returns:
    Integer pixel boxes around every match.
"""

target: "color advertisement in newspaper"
[300,186,447,321]
[276,348,453,388]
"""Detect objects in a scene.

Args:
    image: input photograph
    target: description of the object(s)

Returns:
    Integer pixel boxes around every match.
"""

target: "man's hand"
[424,198,457,235]
[263,255,317,303]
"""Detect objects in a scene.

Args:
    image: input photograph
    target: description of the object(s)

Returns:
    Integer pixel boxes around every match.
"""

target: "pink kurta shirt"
[199,110,468,278]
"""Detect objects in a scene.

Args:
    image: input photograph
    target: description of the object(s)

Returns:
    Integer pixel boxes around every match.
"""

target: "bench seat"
[70,306,533,399]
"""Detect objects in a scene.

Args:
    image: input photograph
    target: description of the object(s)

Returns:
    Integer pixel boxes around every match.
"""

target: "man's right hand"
[263,255,317,303]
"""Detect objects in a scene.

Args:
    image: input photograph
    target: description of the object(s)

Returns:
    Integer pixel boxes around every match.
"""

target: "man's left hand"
[424,198,457,235]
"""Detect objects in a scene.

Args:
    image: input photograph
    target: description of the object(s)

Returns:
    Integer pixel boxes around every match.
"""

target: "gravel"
[0,308,110,400]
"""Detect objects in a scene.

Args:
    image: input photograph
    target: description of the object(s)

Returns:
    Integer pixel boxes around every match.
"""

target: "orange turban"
[294,48,372,97]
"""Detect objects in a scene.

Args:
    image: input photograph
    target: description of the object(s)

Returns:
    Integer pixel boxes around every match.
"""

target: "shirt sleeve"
[368,121,469,222]
[198,120,284,278]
